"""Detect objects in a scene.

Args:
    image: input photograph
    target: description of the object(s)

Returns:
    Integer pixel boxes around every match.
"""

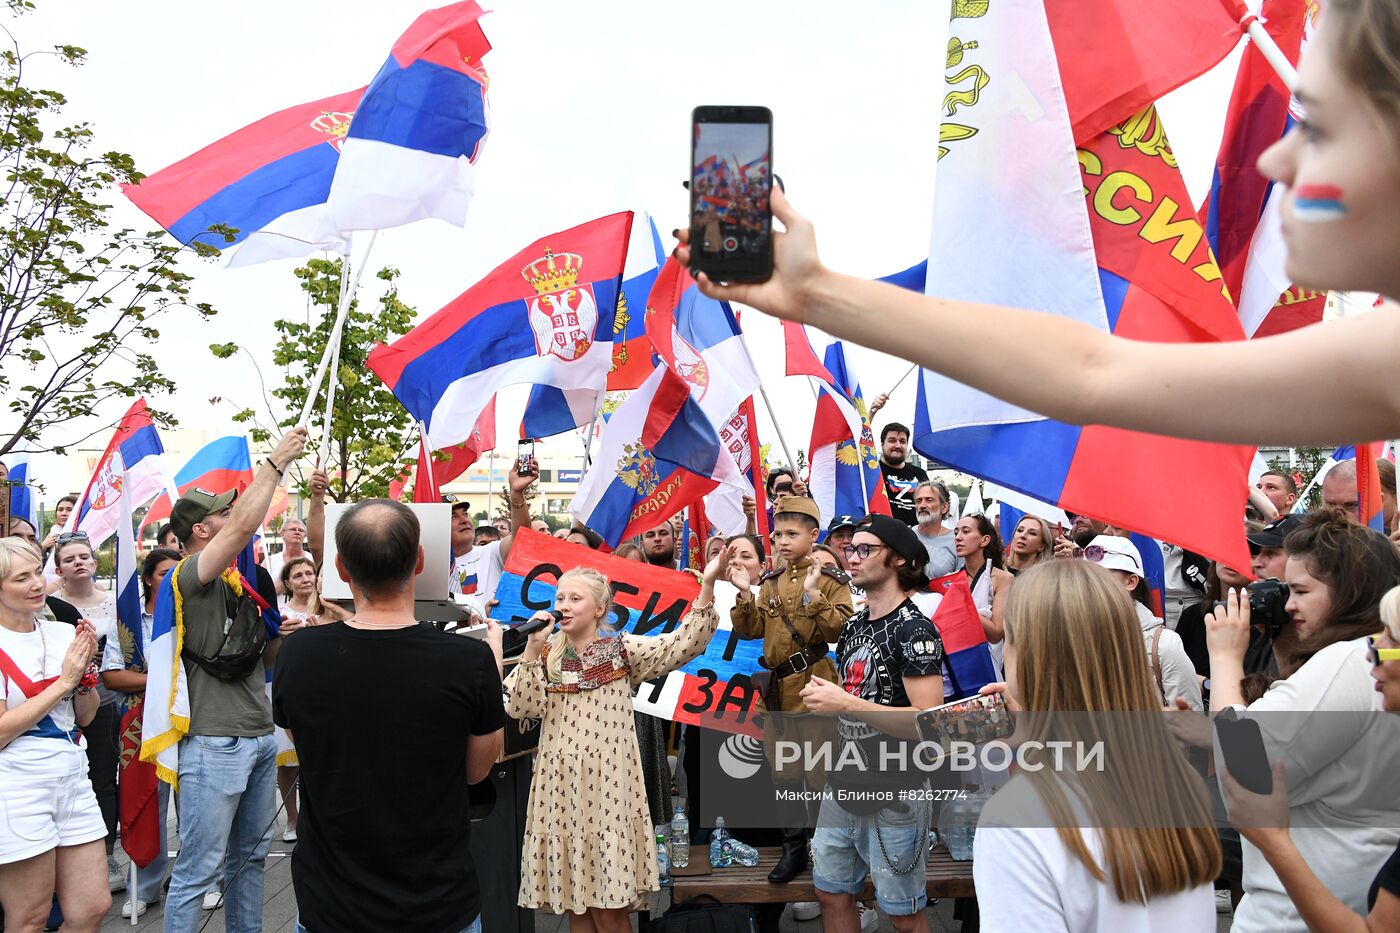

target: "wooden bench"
[669,844,975,904]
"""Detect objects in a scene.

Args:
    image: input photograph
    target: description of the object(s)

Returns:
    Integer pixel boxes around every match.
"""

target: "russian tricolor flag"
[571,363,747,547]
[73,400,178,549]
[784,324,890,523]
[329,1,491,233]
[368,212,633,449]
[915,0,1252,571]
[123,87,363,266]
[142,435,254,531]
[1200,0,1324,338]
[927,573,999,700]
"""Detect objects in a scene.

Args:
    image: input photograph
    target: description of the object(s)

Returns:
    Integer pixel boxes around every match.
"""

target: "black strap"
[765,578,814,653]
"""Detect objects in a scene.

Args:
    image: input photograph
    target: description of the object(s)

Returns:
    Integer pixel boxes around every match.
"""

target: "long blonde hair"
[1006,515,1055,571]
[545,567,616,683]
[1005,561,1220,903]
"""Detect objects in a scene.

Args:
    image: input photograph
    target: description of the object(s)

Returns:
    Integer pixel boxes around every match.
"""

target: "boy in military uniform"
[730,496,853,883]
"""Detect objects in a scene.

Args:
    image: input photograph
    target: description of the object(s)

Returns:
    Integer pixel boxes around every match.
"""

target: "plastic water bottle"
[965,787,989,854]
[710,817,733,867]
[946,798,974,861]
[656,831,671,886]
[670,805,690,869]
[729,834,760,867]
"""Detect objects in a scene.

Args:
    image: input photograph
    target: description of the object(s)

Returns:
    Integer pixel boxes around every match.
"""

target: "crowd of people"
[5,1,1400,931]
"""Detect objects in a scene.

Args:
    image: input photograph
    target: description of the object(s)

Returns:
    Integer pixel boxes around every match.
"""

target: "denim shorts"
[811,793,929,916]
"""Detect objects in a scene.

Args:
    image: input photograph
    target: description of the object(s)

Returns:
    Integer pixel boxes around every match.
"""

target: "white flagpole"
[313,232,380,466]
[128,860,138,925]
[888,363,918,396]
[1223,1,1299,90]
[735,329,798,470]
[418,421,437,495]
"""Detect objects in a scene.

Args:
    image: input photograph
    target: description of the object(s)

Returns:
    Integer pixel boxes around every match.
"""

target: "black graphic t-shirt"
[836,598,943,723]
[880,461,930,526]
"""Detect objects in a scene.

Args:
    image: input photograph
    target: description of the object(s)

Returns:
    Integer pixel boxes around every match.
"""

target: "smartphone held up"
[689,105,773,283]
[516,438,535,477]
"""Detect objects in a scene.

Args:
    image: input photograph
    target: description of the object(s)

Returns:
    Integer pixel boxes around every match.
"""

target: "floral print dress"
[503,604,718,914]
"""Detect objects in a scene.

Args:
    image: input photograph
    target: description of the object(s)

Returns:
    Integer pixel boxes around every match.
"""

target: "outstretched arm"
[677,189,1400,447]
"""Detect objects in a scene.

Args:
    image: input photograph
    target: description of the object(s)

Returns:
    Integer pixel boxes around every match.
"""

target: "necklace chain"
[36,619,46,680]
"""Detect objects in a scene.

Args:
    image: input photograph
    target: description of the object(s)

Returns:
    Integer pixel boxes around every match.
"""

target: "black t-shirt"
[829,598,944,796]
[45,595,82,626]
[272,622,505,933]
[880,461,930,526]
[1369,841,1400,910]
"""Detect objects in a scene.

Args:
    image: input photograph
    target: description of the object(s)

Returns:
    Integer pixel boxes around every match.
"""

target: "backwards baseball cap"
[1247,514,1302,550]
[826,514,859,535]
[774,496,822,523]
[857,513,927,571]
[169,487,238,542]
[1085,534,1143,575]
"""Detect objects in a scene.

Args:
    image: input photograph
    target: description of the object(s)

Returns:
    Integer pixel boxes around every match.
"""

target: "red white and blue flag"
[926,573,1000,701]
[1356,442,1387,533]
[73,399,178,549]
[784,324,891,524]
[1200,0,1324,337]
[914,0,1251,570]
[329,1,492,233]
[142,435,254,531]
[368,212,634,449]
[570,363,747,547]
[123,88,363,266]
[391,398,497,502]
[4,454,39,531]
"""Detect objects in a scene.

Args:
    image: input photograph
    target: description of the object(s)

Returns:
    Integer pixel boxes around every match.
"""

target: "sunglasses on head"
[56,531,89,543]
[1073,544,1140,570]
[1369,634,1400,667]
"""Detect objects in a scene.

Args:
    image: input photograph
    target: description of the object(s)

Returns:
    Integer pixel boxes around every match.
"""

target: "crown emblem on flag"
[522,248,584,295]
[310,110,355,151]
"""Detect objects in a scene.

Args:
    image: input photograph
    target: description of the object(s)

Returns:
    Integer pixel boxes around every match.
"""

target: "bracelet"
[264,457,285,477]
[510,497,527,509]
[76,660,100,695]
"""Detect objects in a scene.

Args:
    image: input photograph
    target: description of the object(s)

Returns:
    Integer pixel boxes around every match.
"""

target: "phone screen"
[690,106,772,282]
[516,439,534,476]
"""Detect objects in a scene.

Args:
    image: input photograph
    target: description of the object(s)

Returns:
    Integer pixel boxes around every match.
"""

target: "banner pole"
[736,328,798,470]
[1220,0,1298,90]
[418,421,437,495]
[128,860,138,925]
[889,363,918,396]
[315,232,380,466]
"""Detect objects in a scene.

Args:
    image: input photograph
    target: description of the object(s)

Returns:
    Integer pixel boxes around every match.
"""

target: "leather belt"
[765,644,829,681]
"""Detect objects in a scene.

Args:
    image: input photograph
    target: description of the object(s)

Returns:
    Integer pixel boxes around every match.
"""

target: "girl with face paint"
[674,1,1400,448]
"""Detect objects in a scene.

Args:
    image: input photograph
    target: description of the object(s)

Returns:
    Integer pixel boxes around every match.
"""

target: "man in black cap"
[162,427,307,933]
[801,514,944,932]
[1249,514,1301,582]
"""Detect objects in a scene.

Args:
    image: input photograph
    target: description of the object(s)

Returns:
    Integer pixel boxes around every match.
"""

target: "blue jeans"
[811,793,930,916]
[296,917,480,933]
[164,734,276,933]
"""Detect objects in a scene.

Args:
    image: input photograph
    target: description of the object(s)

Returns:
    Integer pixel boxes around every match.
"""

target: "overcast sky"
[10,0,1244,486]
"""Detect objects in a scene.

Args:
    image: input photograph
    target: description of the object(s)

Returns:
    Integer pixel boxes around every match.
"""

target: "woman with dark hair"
[1203,509,1400,930]
[99,547,180,918]
[954,514,1012,668]
[565,526,605,551]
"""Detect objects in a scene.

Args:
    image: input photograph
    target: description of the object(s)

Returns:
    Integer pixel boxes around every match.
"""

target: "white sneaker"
[282,828,298,843]
[121,898,149,919]
[791,901,822,921]
[107,855,127,893]
[1215,890,1232,914]
[202,890,223,910]
[859,904,879,933]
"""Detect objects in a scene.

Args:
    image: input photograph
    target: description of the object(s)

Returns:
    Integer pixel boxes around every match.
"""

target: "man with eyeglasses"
[800,514,944,931]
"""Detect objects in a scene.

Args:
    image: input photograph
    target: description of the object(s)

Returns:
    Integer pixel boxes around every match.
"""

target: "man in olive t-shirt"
[162,428,306,933]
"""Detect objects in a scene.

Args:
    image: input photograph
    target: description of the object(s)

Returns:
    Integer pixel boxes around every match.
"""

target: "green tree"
[0,6,217,456]
[1267,447,1331,511]
[211,260,416,502]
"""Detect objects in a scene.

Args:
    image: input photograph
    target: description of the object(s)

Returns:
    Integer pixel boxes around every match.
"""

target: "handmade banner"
[493,528,764,735]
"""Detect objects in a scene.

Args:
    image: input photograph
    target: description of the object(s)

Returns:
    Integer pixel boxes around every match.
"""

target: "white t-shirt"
[1228,638,1400,933]
[973,776,1215,932]
[450,540,504,616]
[0,619,88,777]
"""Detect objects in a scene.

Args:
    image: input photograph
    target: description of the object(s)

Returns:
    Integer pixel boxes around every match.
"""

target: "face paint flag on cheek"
[1293,184,1347,223]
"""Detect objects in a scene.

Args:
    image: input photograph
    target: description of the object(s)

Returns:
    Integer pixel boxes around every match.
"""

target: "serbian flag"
[330,1,491,233]
[391,398,497,502]
[368,212,633,449]
[142,435,254,532]
[914,0,1252,571]
[73,399,179,549]
[114,485,160,867]
[784,324,891,523]
[1200,0,1325,337]
[927,573,999,701]
[4,454,39,531]
[716,397,768,540]
[123,87,363,266]
[571,363,748,546]
[1356,442,1388,532]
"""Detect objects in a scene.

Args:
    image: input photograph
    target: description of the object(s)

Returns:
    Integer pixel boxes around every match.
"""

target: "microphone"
[513,609,563,638]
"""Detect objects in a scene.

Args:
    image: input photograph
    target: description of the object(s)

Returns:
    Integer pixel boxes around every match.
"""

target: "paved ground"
[99,817,1235,931]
